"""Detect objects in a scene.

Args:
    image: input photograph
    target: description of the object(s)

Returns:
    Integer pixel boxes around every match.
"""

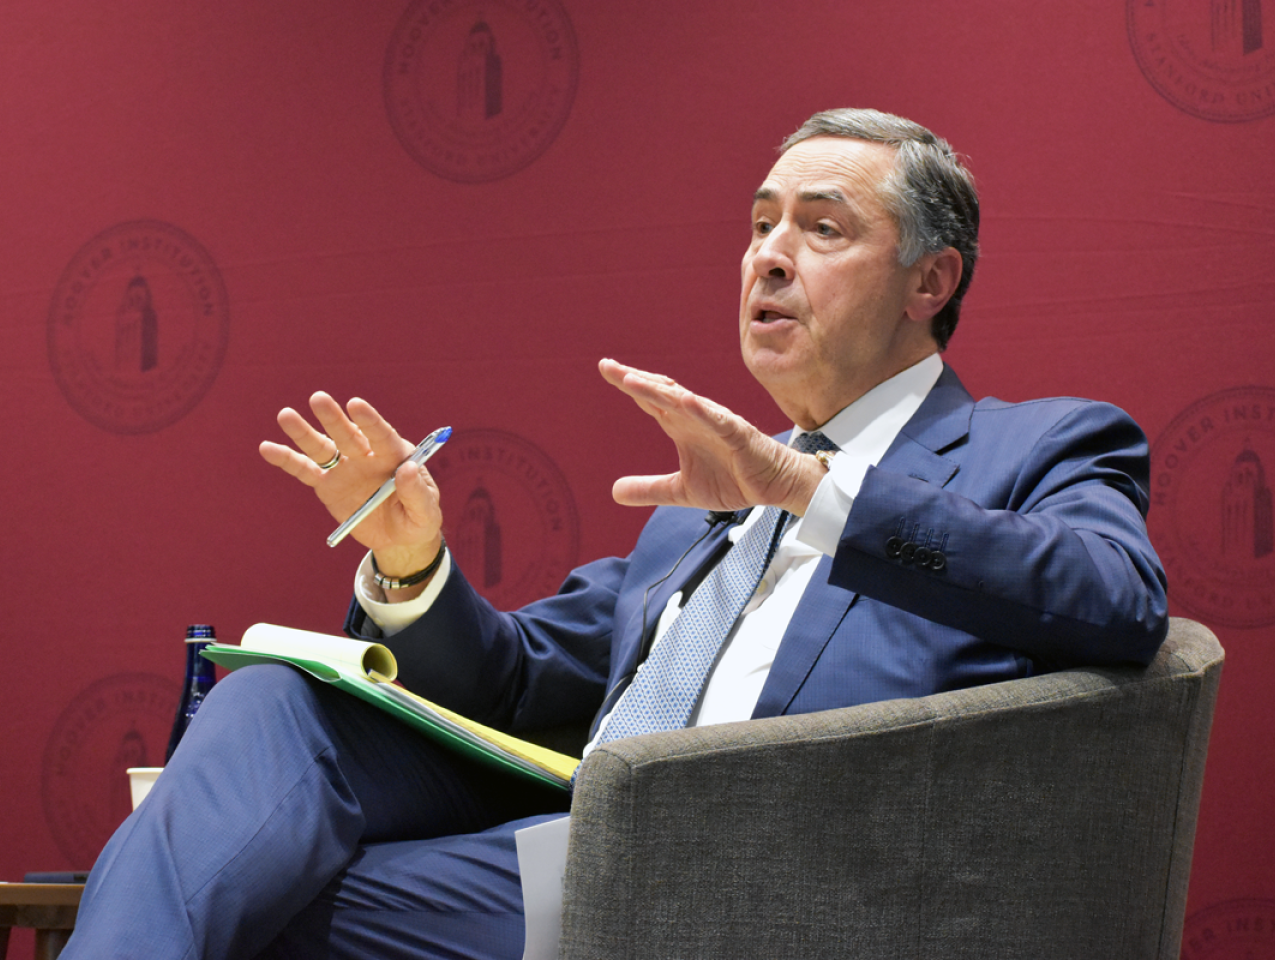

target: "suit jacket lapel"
[751,365,974,718]
[751,552,853,718]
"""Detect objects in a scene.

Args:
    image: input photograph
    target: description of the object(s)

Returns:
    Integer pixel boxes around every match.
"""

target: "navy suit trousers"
[61,665,570,960]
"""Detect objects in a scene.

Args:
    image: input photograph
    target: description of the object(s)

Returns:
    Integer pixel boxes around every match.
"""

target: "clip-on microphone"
[705,510,743,529]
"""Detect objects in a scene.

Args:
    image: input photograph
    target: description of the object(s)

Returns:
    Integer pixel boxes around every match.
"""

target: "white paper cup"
[126,767,163,809]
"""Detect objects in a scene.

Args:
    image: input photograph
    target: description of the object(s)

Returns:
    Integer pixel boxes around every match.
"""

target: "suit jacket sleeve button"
[899,541,917,563]
[885,536,903,559]
[928,551,947,571]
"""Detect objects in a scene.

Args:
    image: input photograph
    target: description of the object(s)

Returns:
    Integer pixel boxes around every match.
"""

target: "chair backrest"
[904,616,1223,959]
[561,618,1224,960]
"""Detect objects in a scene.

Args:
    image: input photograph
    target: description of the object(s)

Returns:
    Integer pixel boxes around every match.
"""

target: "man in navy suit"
[64,108,1167,960]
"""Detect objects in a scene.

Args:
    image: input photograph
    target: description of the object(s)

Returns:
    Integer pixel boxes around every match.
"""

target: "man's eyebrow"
[799,189,849,204]
[751,187,851,205]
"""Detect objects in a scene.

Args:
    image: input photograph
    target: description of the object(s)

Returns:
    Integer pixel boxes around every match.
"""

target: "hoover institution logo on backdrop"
[1151,386,1275,628]
[427,429,579,610]
[1128,0,1275,121]
[384,0,579,181]
[42,673,176,865]
[48,221,230,434]
[1180,898,1275,958]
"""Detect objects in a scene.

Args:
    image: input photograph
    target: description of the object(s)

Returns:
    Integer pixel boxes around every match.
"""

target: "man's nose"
[750,224,795,280]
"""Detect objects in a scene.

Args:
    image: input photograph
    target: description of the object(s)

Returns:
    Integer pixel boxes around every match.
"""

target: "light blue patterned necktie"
[589,431,840,753]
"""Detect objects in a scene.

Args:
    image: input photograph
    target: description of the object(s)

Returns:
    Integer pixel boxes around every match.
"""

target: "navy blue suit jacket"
[347,366,1168,738]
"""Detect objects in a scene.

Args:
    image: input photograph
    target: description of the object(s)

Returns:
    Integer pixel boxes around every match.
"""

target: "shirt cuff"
[353,547,452,638]
[796,455,869,557]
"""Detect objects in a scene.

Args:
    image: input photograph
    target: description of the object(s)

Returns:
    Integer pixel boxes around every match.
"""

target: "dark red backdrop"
[3,0,1273,953]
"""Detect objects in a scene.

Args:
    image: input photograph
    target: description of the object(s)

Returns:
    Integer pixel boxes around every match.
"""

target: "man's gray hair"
[781,108,979,350]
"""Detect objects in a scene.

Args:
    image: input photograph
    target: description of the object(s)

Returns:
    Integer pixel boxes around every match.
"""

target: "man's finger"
[599,357,674,382]
[276,406,332,460]
[599,358,681,395]
[612,473,683,507]
[347,397,415,462]
[617,377,740,449]
[389,461,441,527]
[310,392,373,460]
[259,440,323,487]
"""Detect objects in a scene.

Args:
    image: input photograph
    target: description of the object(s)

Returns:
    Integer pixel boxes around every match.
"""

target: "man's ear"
[904,247,963,322]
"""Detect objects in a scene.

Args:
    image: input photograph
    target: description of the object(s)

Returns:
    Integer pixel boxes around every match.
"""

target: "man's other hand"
[258,392,444,578]
[599,359,825,517]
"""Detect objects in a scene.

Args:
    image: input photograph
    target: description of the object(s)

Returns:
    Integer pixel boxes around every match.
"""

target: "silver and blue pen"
[326,426,452,547]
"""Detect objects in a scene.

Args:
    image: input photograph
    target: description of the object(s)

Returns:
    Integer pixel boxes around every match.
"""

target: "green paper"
[201,624,577,790]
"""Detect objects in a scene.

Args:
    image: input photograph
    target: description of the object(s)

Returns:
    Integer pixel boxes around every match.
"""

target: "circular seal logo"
[48,220,230,434]
[1150,386,1275,628]
[1181,898,1275,958]
[1128,0,1275,122]
[427,428,579,609]
[384,0,579,182]
[42,672,178,865]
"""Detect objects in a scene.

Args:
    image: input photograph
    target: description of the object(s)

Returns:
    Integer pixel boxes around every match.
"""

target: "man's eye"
[754,221,773,235]
[814,222,838,237]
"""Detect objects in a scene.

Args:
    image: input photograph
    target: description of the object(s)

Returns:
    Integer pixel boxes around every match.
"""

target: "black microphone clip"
[705,510,742,529]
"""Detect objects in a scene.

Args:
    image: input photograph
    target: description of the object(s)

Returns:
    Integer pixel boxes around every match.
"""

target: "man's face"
[739,136,934,428]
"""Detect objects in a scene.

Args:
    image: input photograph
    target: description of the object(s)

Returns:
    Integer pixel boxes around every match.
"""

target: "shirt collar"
[792,352,944,455]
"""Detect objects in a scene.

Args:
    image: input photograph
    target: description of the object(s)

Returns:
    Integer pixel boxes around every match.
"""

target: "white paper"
[516,814,572,960]
[239,623,397,679]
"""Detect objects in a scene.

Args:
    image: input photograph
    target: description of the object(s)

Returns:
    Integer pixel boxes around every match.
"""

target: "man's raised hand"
[598,359,824,517]
[258,392,443,573]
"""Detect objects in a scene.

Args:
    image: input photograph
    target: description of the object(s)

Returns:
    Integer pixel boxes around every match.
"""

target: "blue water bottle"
[164,624,217,762]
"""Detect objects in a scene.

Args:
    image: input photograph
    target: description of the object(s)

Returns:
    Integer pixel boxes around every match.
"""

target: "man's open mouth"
[755,309,795,323]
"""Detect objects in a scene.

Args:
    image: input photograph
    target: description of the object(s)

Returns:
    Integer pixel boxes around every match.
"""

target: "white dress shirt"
[357,353,943,739]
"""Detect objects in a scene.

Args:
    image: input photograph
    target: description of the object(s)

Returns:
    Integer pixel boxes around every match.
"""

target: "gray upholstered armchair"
[560,617,1223,960]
